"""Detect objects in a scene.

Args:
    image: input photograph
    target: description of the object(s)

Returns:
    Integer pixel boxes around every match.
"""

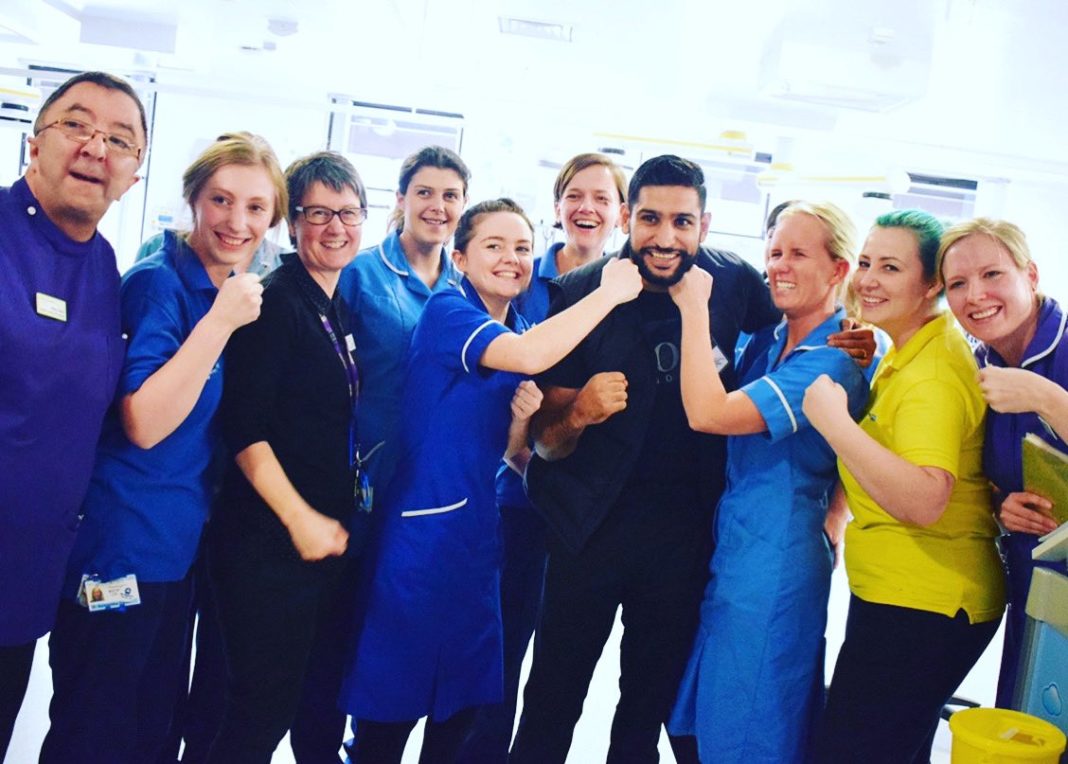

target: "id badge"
[711,344,730,373]
[79,573,142,612]
[355,467,373,514]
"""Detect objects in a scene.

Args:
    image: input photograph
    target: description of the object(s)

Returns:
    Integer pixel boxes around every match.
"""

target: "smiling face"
[765,212,848,321]
[942,233,1039,360]
[397,166,466,251]
[25,82,144,241]
[453,211,534,318]
[622,185,710,288]
[854,225,941,346]
[292,181,364,293]
[555,164,624,257]
[186,163,276,284]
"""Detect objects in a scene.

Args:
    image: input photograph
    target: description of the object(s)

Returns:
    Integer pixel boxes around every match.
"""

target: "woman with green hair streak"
[804,209,1005,763]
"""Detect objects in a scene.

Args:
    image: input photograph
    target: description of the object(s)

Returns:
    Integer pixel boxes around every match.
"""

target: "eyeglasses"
[297,205,368,226]
[38,118,142,159]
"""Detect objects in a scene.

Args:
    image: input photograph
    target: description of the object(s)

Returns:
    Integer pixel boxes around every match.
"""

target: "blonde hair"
[182,131,287,228]
[776,201,856,312]
[938,217,1032,278]
[777,201,857,265]
[553,153,627,204]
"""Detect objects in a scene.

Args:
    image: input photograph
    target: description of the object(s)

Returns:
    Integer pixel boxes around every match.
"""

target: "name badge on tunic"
[36,292,67,322]
[79,574,142,612]
[345,334,356,353]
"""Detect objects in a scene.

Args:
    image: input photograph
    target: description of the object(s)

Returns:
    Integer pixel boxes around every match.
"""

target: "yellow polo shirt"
[841,312,1005,624]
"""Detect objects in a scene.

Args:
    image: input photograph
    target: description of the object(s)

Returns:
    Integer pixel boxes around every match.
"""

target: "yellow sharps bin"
[949,707,1066,763]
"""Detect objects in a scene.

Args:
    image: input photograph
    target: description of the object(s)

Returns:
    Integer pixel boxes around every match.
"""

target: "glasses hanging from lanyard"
[318,312,373,514]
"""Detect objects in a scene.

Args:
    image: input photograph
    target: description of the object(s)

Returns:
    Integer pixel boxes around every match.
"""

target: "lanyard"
[318,311,372,513]
[318,312,359,406]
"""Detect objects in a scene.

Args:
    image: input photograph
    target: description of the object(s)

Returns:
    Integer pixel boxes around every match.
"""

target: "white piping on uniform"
[401,498,468,517]
[762,377,798,433]
[377,244,408,277]
[461,320,498,373]
[1022,309,1066,368]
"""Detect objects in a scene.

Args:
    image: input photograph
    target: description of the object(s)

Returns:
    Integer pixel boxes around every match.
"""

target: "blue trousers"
[39,576,194,764]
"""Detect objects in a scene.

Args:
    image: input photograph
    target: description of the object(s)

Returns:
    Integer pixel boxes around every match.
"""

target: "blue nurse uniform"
[669,308,869,763]
[341,277,528,723]
[338,230,460,498]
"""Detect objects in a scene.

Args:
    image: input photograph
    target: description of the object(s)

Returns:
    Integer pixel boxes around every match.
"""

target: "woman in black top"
[206,151,368,763]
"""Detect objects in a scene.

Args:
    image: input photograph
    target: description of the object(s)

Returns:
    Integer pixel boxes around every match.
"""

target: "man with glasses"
[0,71,147,759]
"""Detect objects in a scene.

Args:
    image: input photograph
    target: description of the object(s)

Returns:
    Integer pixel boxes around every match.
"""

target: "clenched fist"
[573,371,628,426]
[511,380,543,422]
[209,272,263,332]
[668,268,713,313]
[599,258,643,305]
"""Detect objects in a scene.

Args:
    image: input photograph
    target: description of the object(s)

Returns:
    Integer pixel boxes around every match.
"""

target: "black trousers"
[457,504,547,764]
[351,707,478,764]
[205,530,348,764]
[288,555,360,764]
[0,640,36,761]
[816,595,1001,764]
[510,485,709,764]
[168,551,228,764]
[39,576,194,764]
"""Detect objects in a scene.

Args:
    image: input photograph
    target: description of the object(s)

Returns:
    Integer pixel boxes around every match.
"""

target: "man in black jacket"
[510,155,781,763]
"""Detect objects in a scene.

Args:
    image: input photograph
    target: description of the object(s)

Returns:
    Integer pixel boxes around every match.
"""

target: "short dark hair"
[453,198,533,254]
[35,71,148,144]
[627,154,707,211]
[390,145,471,231]
[284,151,367,244]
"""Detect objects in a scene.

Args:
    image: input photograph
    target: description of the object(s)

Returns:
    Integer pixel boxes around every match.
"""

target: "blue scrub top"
[342,277,528,722]
[669,308,869,760]
[64,231,224,590]
[338,229,458,498]
[717,311,869,550]
[0,178,123,644]
[494,242,564,508]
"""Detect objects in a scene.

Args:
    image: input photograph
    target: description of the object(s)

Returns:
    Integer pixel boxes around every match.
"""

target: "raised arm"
[978,365,1068,443]
[669,268,765,435]
[480,257,642,375]
[979,364,1068,534]
[122,272,263,449]
[803,374,954,527]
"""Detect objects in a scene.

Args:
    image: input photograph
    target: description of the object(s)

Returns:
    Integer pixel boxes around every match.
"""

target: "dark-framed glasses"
[297,205,368,226]
[39,118,142,159]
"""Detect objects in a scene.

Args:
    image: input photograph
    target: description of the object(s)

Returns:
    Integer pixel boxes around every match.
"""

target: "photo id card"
[80,573,142,612]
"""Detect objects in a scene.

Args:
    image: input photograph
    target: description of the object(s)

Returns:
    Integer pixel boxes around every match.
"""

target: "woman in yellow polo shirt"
[803,209,1005,764]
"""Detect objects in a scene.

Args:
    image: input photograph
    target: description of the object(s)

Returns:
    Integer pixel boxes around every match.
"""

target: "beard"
[623,239,698,287]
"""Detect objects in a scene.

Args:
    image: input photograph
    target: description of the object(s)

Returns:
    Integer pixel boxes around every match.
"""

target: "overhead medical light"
[498,17,573,43]
[592,130,757,163]
[756,163,911,194]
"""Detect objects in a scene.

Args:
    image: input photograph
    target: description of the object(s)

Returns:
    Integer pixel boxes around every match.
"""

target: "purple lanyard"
[319,312,373,513]
[319,312,361,468]
[318,312,359,407]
